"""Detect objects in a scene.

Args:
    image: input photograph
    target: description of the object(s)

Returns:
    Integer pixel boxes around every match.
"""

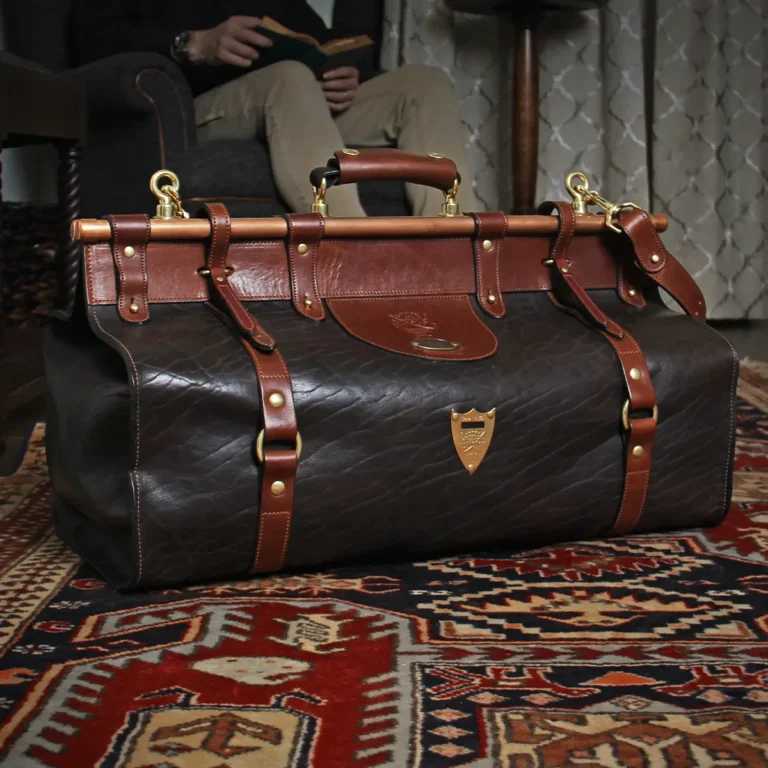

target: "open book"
[255,17,374,76]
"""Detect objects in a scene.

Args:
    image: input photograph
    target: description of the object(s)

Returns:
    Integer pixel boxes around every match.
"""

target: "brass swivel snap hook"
[150,170,189,220]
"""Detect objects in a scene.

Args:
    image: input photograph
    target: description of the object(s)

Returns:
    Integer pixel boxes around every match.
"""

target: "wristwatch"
[171,31,193,65]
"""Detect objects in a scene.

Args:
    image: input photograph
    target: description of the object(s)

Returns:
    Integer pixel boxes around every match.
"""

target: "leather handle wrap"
[310,148,460,192]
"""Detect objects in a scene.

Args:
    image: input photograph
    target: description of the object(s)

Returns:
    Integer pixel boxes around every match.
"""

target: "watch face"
[175,31,191,50]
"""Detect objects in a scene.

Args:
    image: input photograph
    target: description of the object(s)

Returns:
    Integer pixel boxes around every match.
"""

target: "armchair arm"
[66,52,195,149]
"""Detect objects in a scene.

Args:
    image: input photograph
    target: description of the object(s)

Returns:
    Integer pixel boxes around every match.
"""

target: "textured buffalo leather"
[284,214,326,321]
[51,293,735,589]
[237,339,299,573]
[47,199,739,588]
[327,295,499,361]
[108,215,151,323]
[470,212,507,318]
[201,203,276,351]
[617,208,706,321]
[84,236,635,307]
[333,148,458,191]
[543,202,658,536]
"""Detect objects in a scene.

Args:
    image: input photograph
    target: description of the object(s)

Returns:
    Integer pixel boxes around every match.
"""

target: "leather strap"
[205,300,299,574]
[616,208,706,321]
[201,203,275,351]
[284,213,326,321]
[108,214,151,323]
[617,261,646,308]
[538,202,624,338]
[239,341,299,573]
[543,201,658,536]
[470,211,507,318]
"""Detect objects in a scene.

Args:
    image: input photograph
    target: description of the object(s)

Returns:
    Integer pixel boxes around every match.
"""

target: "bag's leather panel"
[54,290,736,588]
[327,295,498,360]
[84,235,631,307]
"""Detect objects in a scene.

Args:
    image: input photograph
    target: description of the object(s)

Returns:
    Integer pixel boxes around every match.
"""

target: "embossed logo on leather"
[389,311,438,336]
[451,409,496,475]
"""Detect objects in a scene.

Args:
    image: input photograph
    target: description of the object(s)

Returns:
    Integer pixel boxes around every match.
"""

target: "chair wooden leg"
[512,13,542,214]
[54,142,83,319]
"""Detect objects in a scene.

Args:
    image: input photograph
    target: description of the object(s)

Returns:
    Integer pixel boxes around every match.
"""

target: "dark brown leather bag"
[45,150,738,590]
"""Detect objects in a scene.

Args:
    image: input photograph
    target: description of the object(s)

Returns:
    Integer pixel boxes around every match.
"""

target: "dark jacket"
[72,0,375,95]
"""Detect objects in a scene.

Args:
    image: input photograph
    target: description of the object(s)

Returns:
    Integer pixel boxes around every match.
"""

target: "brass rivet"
[467,464,475,472]
[632,445,644,458]
[629,367,643,381]
[429,152,444,159]
[628,288,637,297]
[650,254,660,264]
[452,412,460,421]
[304,295,313,309]
[482,239,493,251]
[561,266,569,274]
[297,243,308,255]
[129,303,139,314]
[216,276,225,283]
[124,246,135,258]
[488,294,497,304]
[271,481,286,496]
[342,148,360,156]
[268,392,285,408]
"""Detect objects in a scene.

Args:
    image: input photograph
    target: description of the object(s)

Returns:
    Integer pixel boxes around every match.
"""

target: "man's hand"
[322,67,360,113]
[188,16,273,67]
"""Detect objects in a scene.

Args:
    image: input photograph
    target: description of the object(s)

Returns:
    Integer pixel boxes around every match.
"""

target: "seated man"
[73,0,478,216]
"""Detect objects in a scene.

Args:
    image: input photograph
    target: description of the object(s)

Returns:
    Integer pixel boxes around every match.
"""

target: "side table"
[0,51,87,473]
[445,0,606,213]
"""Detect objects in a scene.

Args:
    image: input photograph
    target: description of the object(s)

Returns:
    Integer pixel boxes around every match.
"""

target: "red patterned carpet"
[1,362,767,767]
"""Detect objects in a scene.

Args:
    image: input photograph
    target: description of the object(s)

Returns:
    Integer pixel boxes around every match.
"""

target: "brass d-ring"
[621,400,659,431]
[255,430,303,463]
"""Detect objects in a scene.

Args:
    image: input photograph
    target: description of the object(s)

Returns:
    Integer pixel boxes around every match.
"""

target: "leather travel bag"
[45,150,738,590]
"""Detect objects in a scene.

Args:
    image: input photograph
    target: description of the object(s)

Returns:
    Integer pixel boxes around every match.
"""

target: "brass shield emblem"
[451,408,496,475]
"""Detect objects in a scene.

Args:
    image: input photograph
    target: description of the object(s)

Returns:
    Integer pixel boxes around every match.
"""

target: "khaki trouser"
[195,62,478,217]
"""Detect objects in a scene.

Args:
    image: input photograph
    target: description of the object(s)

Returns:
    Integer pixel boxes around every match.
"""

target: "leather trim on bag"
[327,295,499,361]
[284,214,326,321]
[470,212,507,318]
[84,236,627,307]
[87,307,145,587]
[108,214,152,323]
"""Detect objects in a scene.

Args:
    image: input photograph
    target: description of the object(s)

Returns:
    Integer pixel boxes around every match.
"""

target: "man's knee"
[399,65,454,96]
[265,59,319,84]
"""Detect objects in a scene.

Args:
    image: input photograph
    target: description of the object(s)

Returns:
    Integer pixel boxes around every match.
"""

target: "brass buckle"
[255,430,303,463]
[621,400,658,431]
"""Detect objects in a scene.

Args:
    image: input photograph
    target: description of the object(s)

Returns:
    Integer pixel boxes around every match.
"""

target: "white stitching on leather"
[706,326,739,521]
[89,308,144,585]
